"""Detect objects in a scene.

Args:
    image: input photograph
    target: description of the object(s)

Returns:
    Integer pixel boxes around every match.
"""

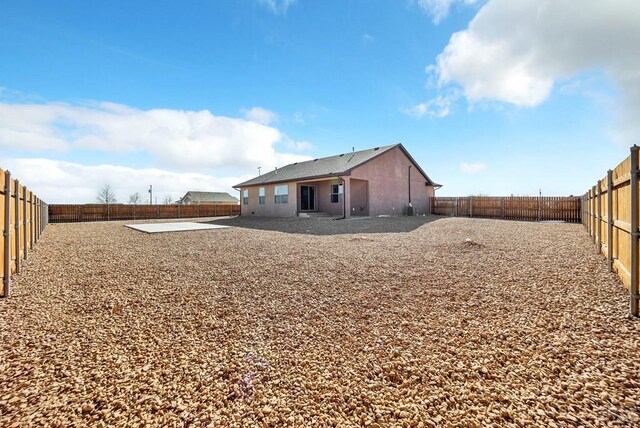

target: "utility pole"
[149,185,153,205]
[538,188,542,221]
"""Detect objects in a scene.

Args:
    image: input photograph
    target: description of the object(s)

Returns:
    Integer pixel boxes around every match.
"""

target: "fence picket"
[48,204,240,223]
[429,196,581,223]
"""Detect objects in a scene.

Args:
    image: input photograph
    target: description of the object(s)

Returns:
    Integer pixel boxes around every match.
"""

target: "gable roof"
[234,144,439,188]
[181,191,239,203]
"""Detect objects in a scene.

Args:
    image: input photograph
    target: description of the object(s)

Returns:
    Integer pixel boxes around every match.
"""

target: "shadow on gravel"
[205,215,443,236]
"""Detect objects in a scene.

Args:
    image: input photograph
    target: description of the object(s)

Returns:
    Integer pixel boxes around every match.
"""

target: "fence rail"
[48,203,240,223]
[1,168,48,298]
[430,196,581,222]
[583,145,640,317]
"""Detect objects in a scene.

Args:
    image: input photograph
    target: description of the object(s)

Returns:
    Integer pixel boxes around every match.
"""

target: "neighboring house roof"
[234,143,440,188]
[180,191,239,203]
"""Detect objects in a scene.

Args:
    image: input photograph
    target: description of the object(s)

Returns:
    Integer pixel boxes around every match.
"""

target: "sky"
[1,0,639,203]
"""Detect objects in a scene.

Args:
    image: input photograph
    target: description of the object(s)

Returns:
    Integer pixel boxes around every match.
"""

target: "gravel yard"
[209,215,438,235]
[1,216,639,427]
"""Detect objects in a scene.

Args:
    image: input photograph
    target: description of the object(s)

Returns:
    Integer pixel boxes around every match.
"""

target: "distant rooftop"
[180,191,239,203]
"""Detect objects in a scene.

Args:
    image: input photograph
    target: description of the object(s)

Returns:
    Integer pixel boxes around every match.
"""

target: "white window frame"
[242,189,249,205]
[330,184,343,203]
[274,185,289,204]
[259,187,266,204]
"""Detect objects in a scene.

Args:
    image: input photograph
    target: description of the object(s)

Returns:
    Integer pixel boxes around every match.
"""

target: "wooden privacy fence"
[48,203,240,223]
[430,196,581,223]
[583,145,640,317]
[1,168,48,298]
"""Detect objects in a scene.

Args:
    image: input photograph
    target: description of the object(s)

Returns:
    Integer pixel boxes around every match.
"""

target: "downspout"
[408,165,412,206]
[335,177,346,220]
[408,165,413,217]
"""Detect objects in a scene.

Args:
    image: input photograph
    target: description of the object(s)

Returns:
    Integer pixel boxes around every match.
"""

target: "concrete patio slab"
[125,222,230,234]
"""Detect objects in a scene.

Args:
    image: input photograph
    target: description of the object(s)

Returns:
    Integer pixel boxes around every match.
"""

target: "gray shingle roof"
[181,191,239,203]
[235,144,414,188]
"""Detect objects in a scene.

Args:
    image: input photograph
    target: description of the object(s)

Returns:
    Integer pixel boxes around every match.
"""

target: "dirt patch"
[1,217,639,426]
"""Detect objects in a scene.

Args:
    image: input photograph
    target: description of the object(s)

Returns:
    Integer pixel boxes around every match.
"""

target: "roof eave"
[235,172,349,188]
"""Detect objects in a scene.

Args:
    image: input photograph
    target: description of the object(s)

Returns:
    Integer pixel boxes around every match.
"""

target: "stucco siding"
[349,146,434,216]
[314,180,343,216]
[240,182,298,217]
[350,179,369,216]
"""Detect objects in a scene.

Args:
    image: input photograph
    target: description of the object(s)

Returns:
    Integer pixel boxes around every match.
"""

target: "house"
[233,144,441,217]
[178,191,239,205]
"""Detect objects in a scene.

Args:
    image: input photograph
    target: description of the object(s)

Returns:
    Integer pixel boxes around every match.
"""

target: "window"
[242,189,248,205]
[259,187,265,204]
[274,185,288,204]
[330,184,343,203]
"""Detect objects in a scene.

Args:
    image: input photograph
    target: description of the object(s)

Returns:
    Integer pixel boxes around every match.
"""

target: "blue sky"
[1,0,638,203]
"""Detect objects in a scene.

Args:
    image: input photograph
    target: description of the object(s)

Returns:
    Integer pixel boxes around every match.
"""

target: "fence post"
[596,179,602,255]
[469,197,473,218]
[630,145,639,317]
[3,171,12,298]
[34,197,38,243]
[23,187,28,260]
[537,193,541,222]
[582,191,589,229]
[14,180,21,274]
[607,170,614,272]
[29,192,34,249]
[589,187,596,242]
[583,193,587,227]
[585,192,589,228]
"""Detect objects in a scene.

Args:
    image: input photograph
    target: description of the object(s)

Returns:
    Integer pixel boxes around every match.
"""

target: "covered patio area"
[295,177,369,218]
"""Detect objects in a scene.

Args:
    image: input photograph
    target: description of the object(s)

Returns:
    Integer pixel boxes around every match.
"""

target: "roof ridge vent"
[374,147,379,151]
[313,159,318,162]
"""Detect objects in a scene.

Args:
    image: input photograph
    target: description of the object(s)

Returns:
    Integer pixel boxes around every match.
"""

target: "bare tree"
[163,195,174,205]
[128,192,143,205]
[97,184,117,204]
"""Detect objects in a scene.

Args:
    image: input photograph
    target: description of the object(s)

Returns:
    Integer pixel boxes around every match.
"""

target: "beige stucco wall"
[240,182,298,217]
[348,146,435,216]
[299,180,343,215]
[350,179,369,216]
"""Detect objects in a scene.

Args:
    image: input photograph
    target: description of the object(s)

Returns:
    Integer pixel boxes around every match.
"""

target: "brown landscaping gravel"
[1,216,640,427]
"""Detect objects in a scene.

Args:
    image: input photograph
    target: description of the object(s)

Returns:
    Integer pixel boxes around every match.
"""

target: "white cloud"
[460,162,486,174]
[402,93,457,118]
[362,33,375,43]
[417,0,479,24]
[256,0,297,15]
[283,138,313,151]
[241,106,279,125]
[1,158,248,204]
[432,0,640,143]
[0,100,312,173]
